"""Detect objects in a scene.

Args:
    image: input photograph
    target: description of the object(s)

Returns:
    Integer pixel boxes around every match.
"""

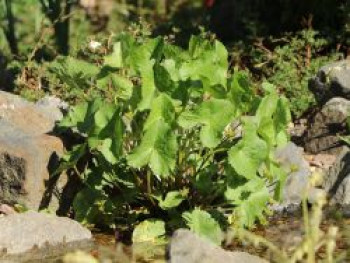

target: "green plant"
[54,33,291,244]
[0,0,44,56]
[232,29,341,118]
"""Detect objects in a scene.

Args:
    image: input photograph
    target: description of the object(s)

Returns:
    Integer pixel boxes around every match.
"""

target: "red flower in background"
[204,0,215,8]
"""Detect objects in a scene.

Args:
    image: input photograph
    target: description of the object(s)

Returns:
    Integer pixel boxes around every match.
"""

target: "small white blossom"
[88,40,102,51]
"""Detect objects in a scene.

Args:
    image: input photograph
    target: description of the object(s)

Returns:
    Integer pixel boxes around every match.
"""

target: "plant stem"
[146,169,156,206]
[39,0,72,55]
[236,228,288,262]
[4,0,18,55]
[196,147,227,174]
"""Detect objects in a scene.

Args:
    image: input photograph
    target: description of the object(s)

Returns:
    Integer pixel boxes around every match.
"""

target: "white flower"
[88,40,102,51]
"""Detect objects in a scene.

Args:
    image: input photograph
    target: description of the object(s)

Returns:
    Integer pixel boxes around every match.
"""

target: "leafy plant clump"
[232,29,341,118]
[55,33,291,245]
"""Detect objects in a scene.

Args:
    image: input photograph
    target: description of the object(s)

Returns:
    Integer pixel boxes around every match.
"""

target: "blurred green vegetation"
[0,0,349,116]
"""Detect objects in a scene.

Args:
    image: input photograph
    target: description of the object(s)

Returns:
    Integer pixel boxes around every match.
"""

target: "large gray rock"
[0,91,67,210]
[168,229,267,263]
[323,146,350,205]
[0,91,63,134]
[35,95,68,121]
[0,211,92,261]
[304,97,350,154]
[309,60,350,103]
[274,142,312,207]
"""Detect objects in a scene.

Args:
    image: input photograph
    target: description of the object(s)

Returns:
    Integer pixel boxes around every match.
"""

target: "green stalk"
[39,0,71,55]
[146,169,156,206]
[4,0,18,55]
[302,185,314,263]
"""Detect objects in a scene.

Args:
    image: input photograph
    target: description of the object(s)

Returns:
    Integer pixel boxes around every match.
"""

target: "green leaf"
[104,42,123,68]
[257,117,276,146]
[158,191,185,210]
[88,108,124,164]
[340,135,350,146]
[56,56,100,77]
[256,90,279,123]
[138,65,157,111]
[178,99,236,148]
[183,209,223,245]
[132,219,166,243]
[127,38,163,111]
[50,56,99,90]
[256,91,291,147]
[144,94,175,130]
[86,102,118,139]
[161,59,180,82]
[54,143,87,176]
[225,178,270,227]
[59,102,89,130]
[110,74,133,101]
[78,99,104,134]
[73,187,116,227]
[228,118,268,179]
[92,104,116,133]
[127,120,177,177]
[64,101,123,163]
[98,138,118,164]
[154,62,177,95]
[96,72,133,101]
[59,99,110,136]
[261,82,276,93]
[228,71,254,114]
[274,97,291,146]
[180,38,228,92]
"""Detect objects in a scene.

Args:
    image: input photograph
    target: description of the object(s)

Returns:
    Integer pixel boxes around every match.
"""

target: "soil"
[226,207,350,262]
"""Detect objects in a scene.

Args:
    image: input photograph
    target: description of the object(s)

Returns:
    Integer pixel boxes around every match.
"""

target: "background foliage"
[0,0,349,246]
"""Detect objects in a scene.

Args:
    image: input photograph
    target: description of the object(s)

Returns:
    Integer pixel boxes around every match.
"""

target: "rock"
[274,142,312,206]
[0,211,92,261]
[0,91,67,211]
[307,154,337,169]
[0,91,62,134]
[36,95,69,120]
[309,60,350,103]
[168,229,267,263]
[304,97,350,154]
[0,204,16,215]
[288,118,307,138]
[323,146,350,205]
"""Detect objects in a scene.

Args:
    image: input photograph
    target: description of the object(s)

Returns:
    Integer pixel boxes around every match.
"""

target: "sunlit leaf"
[183,208,223,245]
[127,120,177,177]
[104,42,123,68]
[225,178,270,228]
[132,219,166,243]
[229,118,268,179]
[179,99,236,148]
[158,191,185,210]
